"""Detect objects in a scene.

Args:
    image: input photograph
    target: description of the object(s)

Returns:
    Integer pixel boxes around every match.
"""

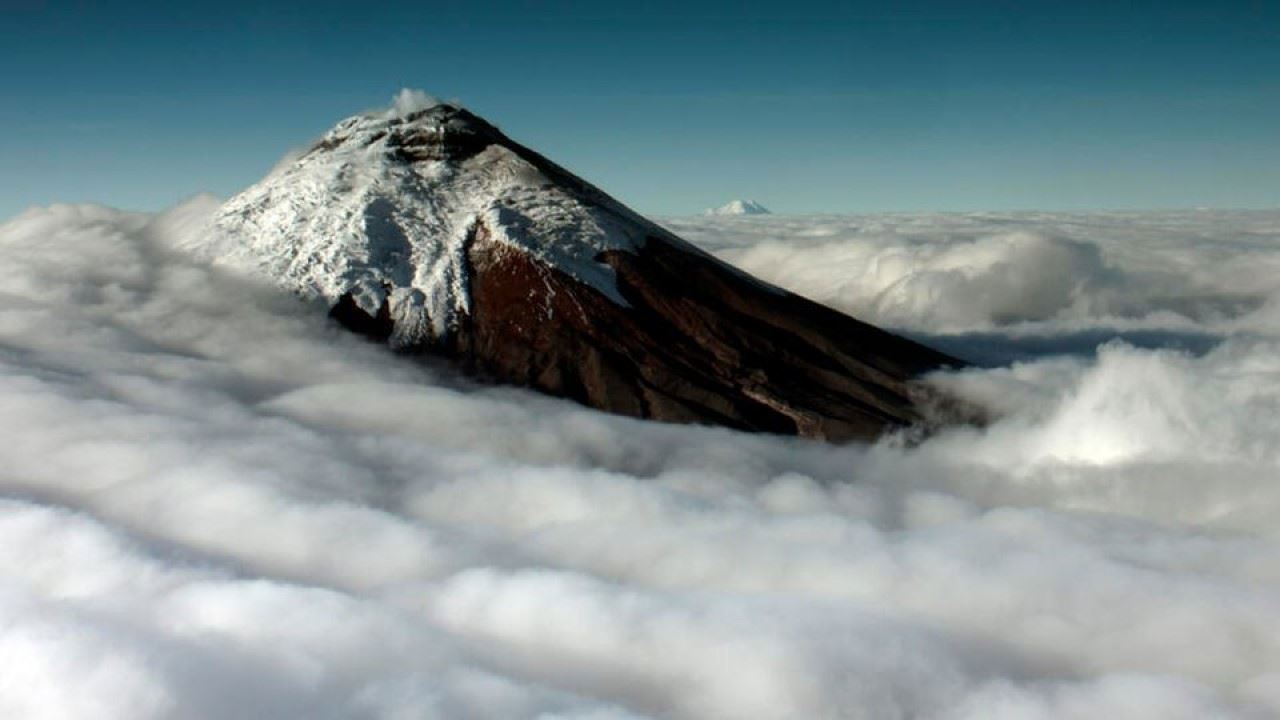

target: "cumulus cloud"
[0,203,1279,718]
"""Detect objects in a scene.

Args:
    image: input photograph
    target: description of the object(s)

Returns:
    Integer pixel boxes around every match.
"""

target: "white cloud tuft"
[389,88,442,117]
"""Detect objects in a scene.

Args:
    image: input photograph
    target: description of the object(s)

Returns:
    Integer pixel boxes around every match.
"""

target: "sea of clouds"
[1,199,1279,719]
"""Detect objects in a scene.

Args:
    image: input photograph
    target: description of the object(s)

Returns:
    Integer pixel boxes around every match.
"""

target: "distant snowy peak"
[705,200,771,216]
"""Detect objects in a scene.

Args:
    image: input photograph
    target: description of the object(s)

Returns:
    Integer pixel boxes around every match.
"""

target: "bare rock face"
[209,96,963,441]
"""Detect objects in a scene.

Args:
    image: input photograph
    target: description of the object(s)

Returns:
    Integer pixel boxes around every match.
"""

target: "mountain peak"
[706,200,771,216]
[205,91,962,441]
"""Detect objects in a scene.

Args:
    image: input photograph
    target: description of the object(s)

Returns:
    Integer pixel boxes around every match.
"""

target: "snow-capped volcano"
[705,199,771,216]
[207,93,962,440]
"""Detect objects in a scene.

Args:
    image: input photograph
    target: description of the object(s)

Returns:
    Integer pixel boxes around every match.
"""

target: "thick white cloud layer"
[1,202,1279,718]
[666,211,1280,356]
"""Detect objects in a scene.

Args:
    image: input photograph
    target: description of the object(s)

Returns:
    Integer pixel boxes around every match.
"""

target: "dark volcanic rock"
[214,98,965,442]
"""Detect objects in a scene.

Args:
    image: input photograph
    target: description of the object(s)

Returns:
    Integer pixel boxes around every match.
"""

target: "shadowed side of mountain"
[333,221,963,441]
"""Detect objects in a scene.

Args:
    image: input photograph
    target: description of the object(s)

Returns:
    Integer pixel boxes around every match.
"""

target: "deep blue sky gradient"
[2,0,1278,217]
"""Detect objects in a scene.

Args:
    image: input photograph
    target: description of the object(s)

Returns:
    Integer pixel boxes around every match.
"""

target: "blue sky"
[2,0,1277,217]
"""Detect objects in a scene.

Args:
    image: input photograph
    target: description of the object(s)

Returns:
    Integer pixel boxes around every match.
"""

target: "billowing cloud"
[666,210,1280,340]
[0,202,1278,718]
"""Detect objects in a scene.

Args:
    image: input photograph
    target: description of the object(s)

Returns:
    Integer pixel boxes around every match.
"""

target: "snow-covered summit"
[705,200,771,216]
[194,90,962,441]
[206,91,661,346]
